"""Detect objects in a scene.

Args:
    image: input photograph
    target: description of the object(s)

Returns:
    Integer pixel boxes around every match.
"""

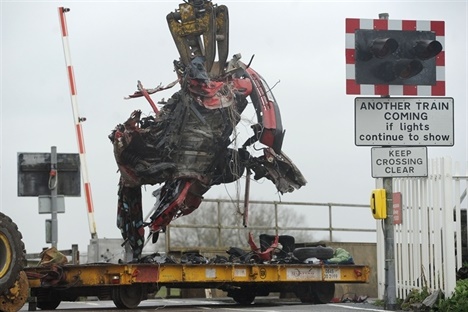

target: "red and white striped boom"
[58,7,98,239]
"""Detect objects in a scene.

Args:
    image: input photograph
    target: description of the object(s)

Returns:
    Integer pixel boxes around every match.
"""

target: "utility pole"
[379,13,396,310]
[383,177,397,310]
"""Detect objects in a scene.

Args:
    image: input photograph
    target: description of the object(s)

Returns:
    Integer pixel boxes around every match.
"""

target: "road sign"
[39,195,65,214]
[355,97,454,146]
[371,147,427,178]
[346,18,445,96]
[17,152,81,196]
[393,192,402,225]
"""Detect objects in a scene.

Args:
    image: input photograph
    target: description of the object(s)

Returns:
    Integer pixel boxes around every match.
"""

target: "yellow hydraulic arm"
[167,0,229,77]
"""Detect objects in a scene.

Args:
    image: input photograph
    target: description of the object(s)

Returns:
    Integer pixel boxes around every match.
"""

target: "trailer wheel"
[0,212,26,295]
[230,289,255,305]
[294,282,335,304]
[294,284,315,303]
[112,285,143,309]
[37,297,61,310]
[293,246,334,261]
[232,293,255,305]
[313,282,335,304]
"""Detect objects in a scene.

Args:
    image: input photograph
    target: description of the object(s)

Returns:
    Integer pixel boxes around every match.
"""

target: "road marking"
[329,304,386,311]
[225,309,281,312]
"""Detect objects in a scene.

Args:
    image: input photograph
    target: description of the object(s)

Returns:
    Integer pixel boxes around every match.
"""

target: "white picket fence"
[376,157,467,299]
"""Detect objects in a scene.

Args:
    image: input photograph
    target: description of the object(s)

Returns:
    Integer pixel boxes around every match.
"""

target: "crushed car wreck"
[108,0,307,261]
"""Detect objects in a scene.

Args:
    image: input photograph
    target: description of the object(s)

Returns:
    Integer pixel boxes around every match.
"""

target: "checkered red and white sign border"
[345,18,445,96]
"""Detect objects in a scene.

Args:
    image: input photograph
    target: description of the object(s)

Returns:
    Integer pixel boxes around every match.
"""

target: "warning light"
[355,29,442,86]
[357,38,398,61]
[414,39,443,60]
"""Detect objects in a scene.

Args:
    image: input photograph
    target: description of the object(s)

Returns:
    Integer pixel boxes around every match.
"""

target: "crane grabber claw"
[166,0,229,77]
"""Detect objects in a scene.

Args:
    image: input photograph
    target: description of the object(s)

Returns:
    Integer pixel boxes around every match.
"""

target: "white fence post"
[442,157,456,296]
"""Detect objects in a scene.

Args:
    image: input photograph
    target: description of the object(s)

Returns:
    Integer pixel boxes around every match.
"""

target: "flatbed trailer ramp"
[25,263,369,309]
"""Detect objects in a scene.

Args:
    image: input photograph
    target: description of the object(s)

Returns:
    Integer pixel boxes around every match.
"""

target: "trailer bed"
[25,262,369,309]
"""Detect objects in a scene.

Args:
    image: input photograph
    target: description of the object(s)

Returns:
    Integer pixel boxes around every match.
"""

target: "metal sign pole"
[379,13,396,306]
[383,176,397,310]
[50,146,59,248]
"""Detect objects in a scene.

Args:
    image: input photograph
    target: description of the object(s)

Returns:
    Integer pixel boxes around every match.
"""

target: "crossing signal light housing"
[355,29,442,85]
[357,37,398,61]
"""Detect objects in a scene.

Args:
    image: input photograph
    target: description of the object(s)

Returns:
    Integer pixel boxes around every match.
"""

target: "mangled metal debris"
[136,236,348,267]
[109,0,306,260]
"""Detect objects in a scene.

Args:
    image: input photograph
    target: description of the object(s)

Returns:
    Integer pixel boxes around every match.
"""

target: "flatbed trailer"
[24,262,369,310]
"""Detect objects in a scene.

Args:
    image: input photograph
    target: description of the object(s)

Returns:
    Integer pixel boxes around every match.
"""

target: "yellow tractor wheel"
[0,212,26,295]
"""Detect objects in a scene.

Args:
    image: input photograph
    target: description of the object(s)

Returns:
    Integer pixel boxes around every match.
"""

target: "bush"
[435,279,468,311]
[401,287,430,311]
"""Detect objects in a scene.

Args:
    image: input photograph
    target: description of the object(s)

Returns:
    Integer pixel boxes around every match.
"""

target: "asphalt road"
[20,297,400,312]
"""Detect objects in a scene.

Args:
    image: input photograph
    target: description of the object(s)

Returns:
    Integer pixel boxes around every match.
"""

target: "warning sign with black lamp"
[346,17,446,96]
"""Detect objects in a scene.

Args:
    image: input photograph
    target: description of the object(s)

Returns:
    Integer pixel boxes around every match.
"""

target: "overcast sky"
[1,0,467,254]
